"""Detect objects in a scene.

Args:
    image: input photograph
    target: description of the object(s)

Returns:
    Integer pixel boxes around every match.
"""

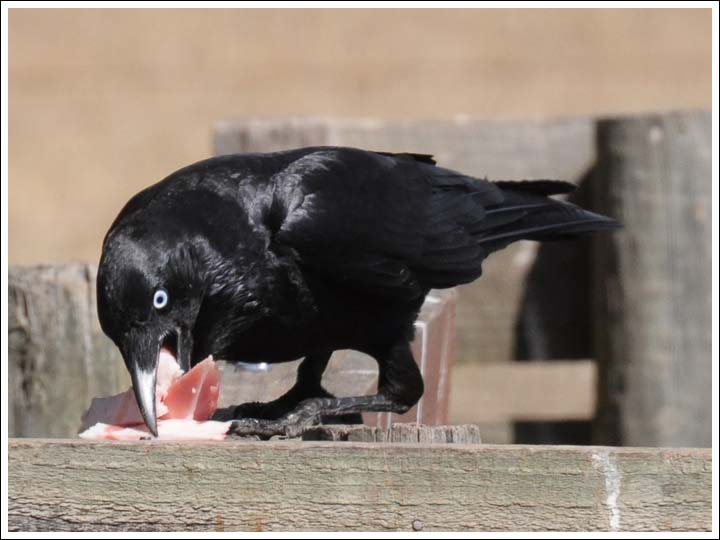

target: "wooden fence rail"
[8,438,711,532]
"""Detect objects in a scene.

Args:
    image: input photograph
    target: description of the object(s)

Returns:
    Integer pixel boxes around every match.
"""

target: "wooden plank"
[8,264,129,438]
[300,423,481,444]
[8,439,711,532]
[301,424,382,442]
[214,117,595,369]
[592,111,712,447]
[449,361,597,424]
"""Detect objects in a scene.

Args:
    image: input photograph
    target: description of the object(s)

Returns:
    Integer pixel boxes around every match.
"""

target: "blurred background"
[9,8,710,264]
[8,8,712,445]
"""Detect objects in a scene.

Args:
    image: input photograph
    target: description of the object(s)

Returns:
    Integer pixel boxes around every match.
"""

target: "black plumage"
[97,146,618,437]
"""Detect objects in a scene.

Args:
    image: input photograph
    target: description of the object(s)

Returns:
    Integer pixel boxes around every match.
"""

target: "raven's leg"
[215,351,362,424]
[228,340,423,439]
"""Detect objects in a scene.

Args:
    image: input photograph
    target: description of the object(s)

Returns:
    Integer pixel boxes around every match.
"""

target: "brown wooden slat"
[449,360,597,423]
[8,439,711,532]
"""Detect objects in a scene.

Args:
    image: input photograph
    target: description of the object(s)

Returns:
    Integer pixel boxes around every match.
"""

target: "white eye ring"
[153,289,169,309]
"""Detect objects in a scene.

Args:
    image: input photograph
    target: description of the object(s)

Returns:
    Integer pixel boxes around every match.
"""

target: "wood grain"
[8,263,129,438]
[299,423,481,443]
[593,111,712,447]
[8,439,710,532]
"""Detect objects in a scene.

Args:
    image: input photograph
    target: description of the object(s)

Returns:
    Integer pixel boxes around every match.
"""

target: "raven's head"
[97,231,206,436]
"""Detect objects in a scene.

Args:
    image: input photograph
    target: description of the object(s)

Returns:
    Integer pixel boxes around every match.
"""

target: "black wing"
[267,148,617,299]
[269,148,496,299]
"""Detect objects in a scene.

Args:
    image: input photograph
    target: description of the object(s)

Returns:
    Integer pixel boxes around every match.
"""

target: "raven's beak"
[122,328,161,437]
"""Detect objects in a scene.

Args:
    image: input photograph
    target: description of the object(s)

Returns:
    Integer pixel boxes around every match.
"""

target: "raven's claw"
[212,400,295,423]
[227,398,325,439]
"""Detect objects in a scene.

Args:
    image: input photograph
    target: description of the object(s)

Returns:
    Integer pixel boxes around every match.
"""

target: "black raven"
[97,147,618,438]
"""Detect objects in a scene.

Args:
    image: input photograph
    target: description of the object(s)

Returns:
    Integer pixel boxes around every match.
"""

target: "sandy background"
[8,8,711,264]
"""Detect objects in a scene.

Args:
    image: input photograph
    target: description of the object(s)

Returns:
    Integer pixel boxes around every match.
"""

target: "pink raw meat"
[163,357,220,421]
[156,348,185,397]
[79,388,169,431]
[79,348,180,431]
[79,350,231,440]
[79,419,231,441]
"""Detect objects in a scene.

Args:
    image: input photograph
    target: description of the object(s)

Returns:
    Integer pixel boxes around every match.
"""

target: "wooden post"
[593,111,712,447]
[8,264,129,438]
[8,439,711,532]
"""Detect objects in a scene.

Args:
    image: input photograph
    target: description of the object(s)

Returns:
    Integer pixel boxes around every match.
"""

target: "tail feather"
[417,175,619,289]
[494,179,576,196]
[479,212,619,245]
[477,184,620,252]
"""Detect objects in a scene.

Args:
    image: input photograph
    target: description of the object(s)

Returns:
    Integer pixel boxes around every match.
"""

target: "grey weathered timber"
[8,439,711,532]
[592,111,712,447]
[8,264,130,438]
[214,117,596,369]
[300,423,481,443]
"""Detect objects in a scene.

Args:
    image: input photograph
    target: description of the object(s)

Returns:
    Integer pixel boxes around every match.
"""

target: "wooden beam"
[592,111,712,447]
[8,264,129,438]
[299,423,482,443]
[8,439,711,532]
[449,360,597,423]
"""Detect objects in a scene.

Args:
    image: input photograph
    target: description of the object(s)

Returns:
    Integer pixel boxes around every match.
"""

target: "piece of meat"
[79,348,181,431]
[156,347,185,397]
[79,419,231,441]
[79,352,230,440]
[163,357,220,421]
[79,388,169,431]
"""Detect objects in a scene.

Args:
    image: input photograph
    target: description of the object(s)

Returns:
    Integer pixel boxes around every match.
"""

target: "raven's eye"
[153,289,169,309]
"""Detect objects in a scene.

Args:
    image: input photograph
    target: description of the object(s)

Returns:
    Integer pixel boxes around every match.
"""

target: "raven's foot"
[212,385,307,422]
[229,397,333,439]
[230,398,292,421]
[212,401,289,422]
[227,394,408,439]
[215,388,363,426]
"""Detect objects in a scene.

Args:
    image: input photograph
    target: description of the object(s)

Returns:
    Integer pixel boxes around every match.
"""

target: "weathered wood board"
[8,263,129,438]
[299,423,482,444]
[592,111,712,447]
[449,360,597,424]
[8,439,711,532]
